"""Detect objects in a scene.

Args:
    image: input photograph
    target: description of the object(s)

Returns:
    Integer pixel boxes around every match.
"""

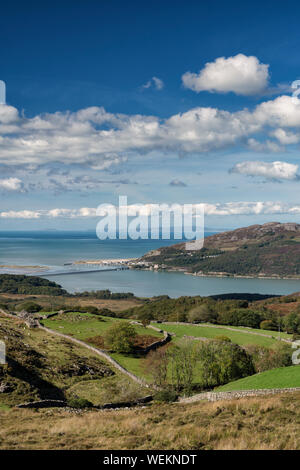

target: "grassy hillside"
[140,222,300,277]
[41,311,162,343]
[0,314,148,408]
[155,322,291,348]
[1,392,300,449]
[40,312,163,381]
[216,365,300,391]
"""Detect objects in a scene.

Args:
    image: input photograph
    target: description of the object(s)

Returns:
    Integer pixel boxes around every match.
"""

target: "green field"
[154,322,291,348]
[216,365,300,391]
[41,312,162,341]
[41,312,162,381]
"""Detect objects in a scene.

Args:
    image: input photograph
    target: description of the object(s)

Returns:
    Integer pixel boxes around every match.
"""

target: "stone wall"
[179,387,300,403]
[16,400,67,408]
[141,331,171,354]
[16,396,153,409]
[38,324,155,389]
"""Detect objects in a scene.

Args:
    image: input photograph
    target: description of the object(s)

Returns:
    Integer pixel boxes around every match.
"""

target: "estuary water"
[0,231,299,297]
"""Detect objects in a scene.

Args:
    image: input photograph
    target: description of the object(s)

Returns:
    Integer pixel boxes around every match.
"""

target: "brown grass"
[1,392,300,449]
[0,293,142,313]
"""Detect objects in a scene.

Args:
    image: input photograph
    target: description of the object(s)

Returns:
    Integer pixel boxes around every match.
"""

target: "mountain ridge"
[139,222,300,278]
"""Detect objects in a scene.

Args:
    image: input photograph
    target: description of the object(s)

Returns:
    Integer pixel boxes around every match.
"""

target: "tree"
[144,347,169,387]
[168,340,197,393]
[195,340,254,388]
[284,313,300,334]
[187,304,217,323]
[245,343,292,373]
[104,322,137,353]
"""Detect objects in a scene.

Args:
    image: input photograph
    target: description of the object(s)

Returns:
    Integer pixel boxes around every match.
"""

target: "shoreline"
[132,265,300,281]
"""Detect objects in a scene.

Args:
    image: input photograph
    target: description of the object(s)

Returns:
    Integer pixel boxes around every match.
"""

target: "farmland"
[153,322,292,348]
[216,365,300,391]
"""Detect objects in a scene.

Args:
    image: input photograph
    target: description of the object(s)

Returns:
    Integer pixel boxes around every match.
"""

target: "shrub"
[67,397,93,409]
[154,389,178,403]
[16,301,42,313]
[245,343,292,373]
[187,304,217,323]
[260,320,277,331]
[214,335,231,342]
[82,305,99,315]
[284,313,300,334]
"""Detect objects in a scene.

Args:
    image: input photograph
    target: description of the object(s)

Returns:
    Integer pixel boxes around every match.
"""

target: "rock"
[0,382,12,393]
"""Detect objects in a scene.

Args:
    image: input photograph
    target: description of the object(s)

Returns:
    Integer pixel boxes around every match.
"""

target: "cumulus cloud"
[0,207,98,219]
[2,201,300,218]
[0,177,23,191]
[1,93,300,171]
[230,161,299,181]
[270,128,300,144]
[182,54,269,96]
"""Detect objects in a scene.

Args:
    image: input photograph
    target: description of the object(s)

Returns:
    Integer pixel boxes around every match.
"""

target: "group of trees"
[145,337,293,394]
[122,294,300,336]
[74,289,135,300]
[0,274,66,296]
[145,338,255,393]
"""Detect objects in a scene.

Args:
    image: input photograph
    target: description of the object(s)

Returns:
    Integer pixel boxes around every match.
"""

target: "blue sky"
[1,0,300,230]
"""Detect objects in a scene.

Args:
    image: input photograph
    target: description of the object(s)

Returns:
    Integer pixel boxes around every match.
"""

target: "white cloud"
[270,128,300,144]
[0,210,41,219]
[169,179,187,187]
[142,76,164,91]
[0,207,98,219]
[1,94,300,171]
[2,201,300,218]
[231,161,299,180]
[246,138,282,153]
[0,177,23,191]
[152,77,164,90]
[182,54,269,96]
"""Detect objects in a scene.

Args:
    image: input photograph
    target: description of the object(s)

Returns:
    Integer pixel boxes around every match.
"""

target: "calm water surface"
[0,231,299,297]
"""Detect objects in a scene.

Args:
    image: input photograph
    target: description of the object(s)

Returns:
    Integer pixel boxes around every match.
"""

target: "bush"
[82,305,99,315]
[214,335,231,342]
[284,313,300,334]
[260,320,277,331]
[188,304,217,323]
[154,389,178,403]
[67,397,93,409]
[16,301,42,313]
[245,343,292,373]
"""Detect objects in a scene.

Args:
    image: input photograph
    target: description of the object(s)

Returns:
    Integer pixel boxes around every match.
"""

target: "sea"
[0,230,300,298]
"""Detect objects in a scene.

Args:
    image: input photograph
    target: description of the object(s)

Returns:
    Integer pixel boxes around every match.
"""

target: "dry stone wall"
[179,387,300,403]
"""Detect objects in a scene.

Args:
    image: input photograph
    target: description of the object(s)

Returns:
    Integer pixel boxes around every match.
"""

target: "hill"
[216,365,300,391]
[0,314,147,408]
[1,392,300,449]
[0,274,66,295]
[140,222,300,277]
